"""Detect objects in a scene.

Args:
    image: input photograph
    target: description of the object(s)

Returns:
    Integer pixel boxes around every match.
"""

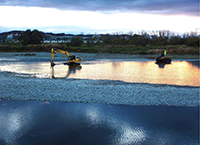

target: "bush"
[70,36,83,47]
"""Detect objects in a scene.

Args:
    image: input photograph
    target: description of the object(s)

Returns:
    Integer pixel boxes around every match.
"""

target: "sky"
[0,0,199,34]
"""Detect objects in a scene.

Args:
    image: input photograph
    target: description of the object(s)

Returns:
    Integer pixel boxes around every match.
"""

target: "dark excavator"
[155,50,171,64]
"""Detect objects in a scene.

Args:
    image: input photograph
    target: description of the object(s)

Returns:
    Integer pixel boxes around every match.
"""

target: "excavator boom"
[51,48,70,61]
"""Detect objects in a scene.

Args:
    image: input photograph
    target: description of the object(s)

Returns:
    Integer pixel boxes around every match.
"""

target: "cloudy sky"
[0,0,199,34]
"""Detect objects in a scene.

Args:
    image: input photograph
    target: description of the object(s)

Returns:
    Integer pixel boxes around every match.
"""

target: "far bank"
[0,43,199,57]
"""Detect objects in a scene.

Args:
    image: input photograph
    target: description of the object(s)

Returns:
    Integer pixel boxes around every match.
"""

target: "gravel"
[0,71,199,107]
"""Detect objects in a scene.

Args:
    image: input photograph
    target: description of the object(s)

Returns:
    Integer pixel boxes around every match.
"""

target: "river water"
[0,100,198,145]
[0,53,199,86]
[53,59,199,86]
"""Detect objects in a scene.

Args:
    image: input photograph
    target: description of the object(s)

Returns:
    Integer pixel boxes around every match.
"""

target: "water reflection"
[0,59,199,86]
[0,100,198,145]
[51,65,82,78]
[0,102,36,144]
[188,61,200,68]
[76,61,199,86]
[155,62,171,68]
[118,125,146,144]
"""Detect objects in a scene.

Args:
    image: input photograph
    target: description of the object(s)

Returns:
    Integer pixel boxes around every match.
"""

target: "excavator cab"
[69,55,76,61]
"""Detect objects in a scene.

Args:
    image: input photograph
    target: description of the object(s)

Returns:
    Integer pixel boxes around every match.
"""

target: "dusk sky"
[0,0,199,34]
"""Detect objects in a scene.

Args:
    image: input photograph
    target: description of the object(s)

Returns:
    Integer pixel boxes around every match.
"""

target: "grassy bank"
[0,43,199,55]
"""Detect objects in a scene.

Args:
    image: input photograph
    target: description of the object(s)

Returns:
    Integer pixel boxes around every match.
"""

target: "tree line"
[97,30,199,47]
[19,29,199,47]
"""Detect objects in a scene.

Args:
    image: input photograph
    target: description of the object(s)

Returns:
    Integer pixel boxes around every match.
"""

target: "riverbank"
[0,43,199,56]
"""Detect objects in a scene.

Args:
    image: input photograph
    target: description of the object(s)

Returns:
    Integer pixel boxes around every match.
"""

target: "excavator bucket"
[51,61,56,67]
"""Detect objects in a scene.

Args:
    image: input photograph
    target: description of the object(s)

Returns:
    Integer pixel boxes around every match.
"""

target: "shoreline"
[0,98,199,108]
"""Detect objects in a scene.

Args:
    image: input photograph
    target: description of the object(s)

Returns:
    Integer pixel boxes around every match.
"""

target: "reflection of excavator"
[51,48,82,67]
[51,65,82,78]
[155,50,171,64]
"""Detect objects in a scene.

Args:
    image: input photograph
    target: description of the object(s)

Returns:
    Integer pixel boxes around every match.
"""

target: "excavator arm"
[51,48,70,61]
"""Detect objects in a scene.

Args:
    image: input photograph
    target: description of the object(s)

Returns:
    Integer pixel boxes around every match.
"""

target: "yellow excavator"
[51,48,82,67]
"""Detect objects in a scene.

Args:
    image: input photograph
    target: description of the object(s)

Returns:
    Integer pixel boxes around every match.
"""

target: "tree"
[186,36,199,46]
[87,36,97,46]
[128,34,140,46]
[70,36,83,47]
[101,34,113,45]
[20,29,43,45]
[169,35,183,45]
[56,37,60,43]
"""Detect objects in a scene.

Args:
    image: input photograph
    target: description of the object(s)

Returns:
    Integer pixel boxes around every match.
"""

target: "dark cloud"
[0,0,198,16]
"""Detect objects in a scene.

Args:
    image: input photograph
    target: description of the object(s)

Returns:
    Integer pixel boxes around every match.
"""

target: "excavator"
[155,50,171,64]
[51,48,82,67]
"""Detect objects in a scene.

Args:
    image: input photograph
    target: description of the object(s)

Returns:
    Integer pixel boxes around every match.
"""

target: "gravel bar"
[0,71,199,107]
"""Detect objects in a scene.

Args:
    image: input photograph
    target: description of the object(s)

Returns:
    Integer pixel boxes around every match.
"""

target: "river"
[0,52,199,86]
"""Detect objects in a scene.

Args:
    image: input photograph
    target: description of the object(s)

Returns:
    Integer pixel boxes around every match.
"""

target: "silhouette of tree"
[20,29,43,45]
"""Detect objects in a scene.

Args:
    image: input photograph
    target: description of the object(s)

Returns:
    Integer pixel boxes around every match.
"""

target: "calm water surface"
[0,55,199,86]
[0,100,198,145]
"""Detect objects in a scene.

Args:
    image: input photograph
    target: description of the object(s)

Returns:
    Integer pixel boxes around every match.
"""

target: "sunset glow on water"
[1,59,199,86]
